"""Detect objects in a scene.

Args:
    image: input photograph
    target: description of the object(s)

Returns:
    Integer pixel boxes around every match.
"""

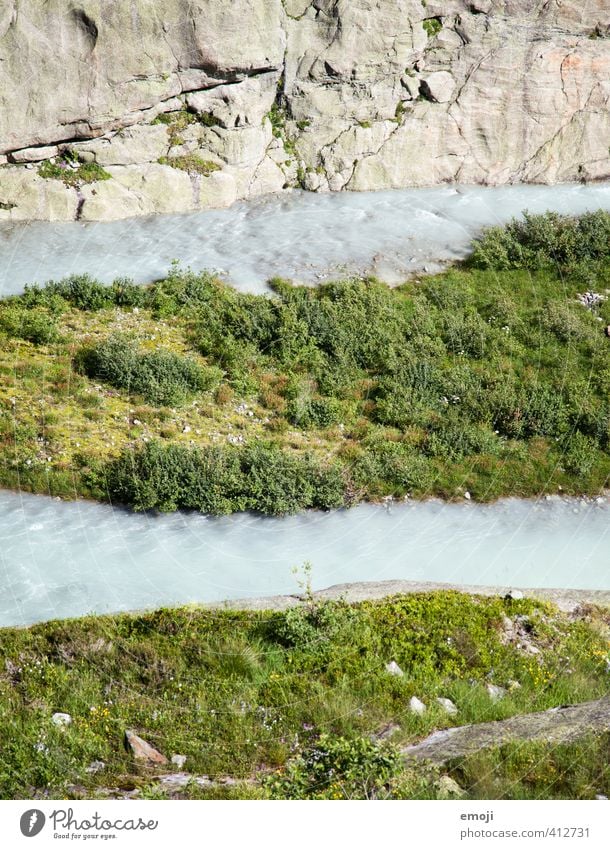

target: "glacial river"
[0,491,607,627]
[2,182,610,294]
[0,182,609,626]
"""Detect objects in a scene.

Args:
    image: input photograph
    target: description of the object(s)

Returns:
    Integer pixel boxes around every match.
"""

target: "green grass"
[0,592,608,799]
[38,157,111,187]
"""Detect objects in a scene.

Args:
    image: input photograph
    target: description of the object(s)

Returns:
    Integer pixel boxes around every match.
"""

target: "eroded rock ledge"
[402,695,610,764]
[0,1,609,221]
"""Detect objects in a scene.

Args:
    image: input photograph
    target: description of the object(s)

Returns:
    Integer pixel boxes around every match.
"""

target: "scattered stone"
[486,684,507,702]
[85,760,106,774]
[605,325,610,338]
[577,291,605,310]
[505,589,524,600]
[51,712,72,727]
[171,754,187,769]
[436,697,458,716]
[464,491,471,500]
[66,784,88,798]
[124,730,168,765]
[182,425,191,433]
[155,772,253,790]
[507,680,522,691]
[409,696,427,715]
[385,660,404,677]
[595,794,608,800]
[436,774,467,799]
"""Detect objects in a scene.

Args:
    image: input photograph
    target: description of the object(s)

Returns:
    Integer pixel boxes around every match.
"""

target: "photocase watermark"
[19,808,158,840]
[20,810,46,837]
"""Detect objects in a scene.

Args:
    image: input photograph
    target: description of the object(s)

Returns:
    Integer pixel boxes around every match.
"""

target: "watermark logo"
[20,810,46,837]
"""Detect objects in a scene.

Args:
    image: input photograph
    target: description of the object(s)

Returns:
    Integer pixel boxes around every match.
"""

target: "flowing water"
[0,491,607,627]
[2,182,610,294]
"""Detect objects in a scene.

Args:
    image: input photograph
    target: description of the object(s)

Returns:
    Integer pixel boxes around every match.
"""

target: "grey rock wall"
[0,1,609,221]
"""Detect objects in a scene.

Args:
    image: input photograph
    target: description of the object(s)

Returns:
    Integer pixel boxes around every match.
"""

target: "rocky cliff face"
[0,0,609,221]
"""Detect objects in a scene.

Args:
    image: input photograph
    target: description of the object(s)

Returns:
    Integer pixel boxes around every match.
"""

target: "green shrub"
[470,211,610,270]
[286,396,343,428]
[36,275,114,311]
[562,432,596,477]
[0,306,60,344]
[103,442,346,515]
[424,420,501,460]
[110,277,147,308]
[104,442,245,514]
[78,335,215,406]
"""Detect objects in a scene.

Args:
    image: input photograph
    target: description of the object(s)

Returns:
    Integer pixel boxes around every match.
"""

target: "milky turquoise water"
[0,491,607,627]
[2,182,610,294]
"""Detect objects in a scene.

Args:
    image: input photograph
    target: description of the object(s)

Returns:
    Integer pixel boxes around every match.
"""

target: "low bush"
[0,306,60,345]
[469,210,610,270]
[78,335,215,406]
[265,734,401,799]
[103,441,347,515]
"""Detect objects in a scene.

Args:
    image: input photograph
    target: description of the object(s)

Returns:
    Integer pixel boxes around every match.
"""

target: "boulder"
[436,697,458,716]
[9,145,59,163]
[436,774,467,799]
[486,683,507,702]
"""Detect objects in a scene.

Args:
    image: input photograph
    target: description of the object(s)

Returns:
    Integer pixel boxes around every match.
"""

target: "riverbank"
[212,579,610,615]
[1,589,609,800]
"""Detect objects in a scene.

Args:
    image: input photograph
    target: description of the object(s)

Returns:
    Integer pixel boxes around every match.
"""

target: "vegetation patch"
[101,441,346,515]
[78,334,216,407]
[38,152,111,187]
[0,212,608,510]
[422,17,443,38]
[0,591,608,799]
[158,155,221,176]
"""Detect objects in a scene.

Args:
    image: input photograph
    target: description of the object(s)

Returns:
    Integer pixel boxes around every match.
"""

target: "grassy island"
[1,591,610,800]
[0,210,608,513]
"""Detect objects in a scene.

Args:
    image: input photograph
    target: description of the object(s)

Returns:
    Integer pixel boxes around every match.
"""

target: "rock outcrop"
[0,1,609,221]
[402,695,610,765]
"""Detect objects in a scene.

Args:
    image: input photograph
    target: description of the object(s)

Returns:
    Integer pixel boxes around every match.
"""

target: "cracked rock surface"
[0,0,609,221]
